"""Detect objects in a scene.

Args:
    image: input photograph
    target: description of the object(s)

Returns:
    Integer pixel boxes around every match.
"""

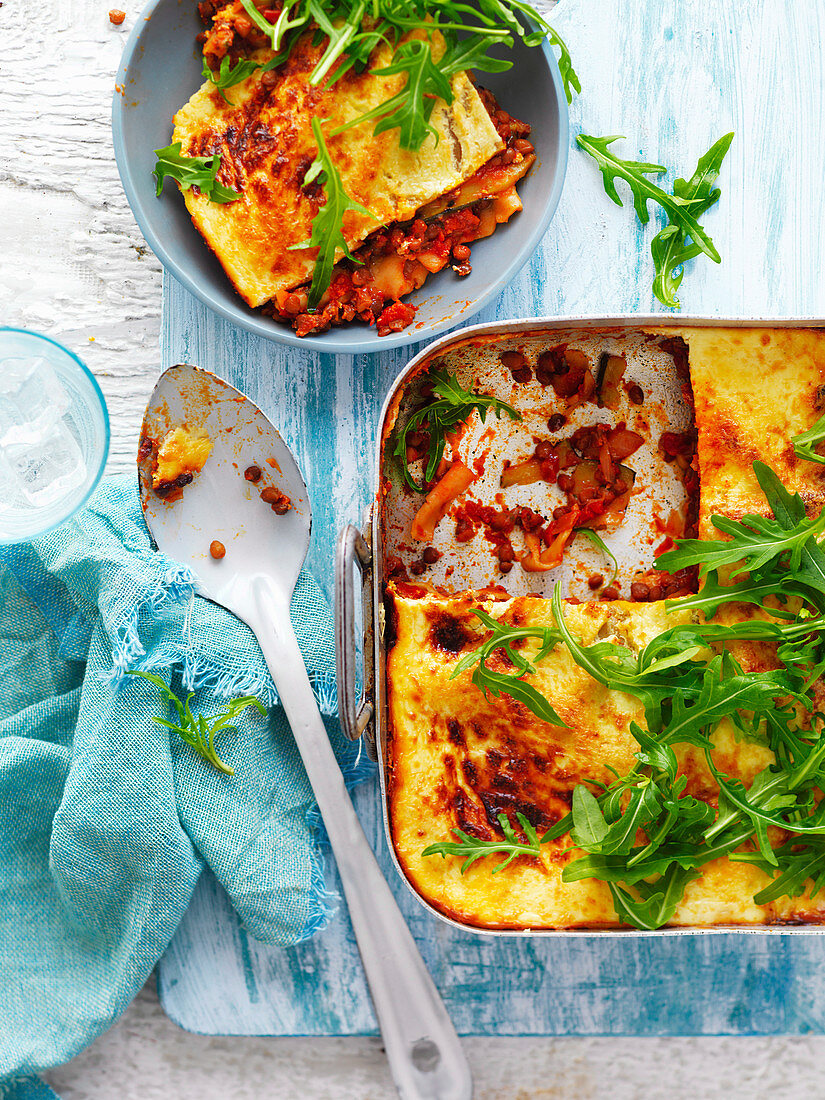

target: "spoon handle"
[252,582,473,1100]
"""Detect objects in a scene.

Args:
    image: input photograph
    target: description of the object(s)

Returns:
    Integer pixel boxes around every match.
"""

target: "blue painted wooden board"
[157,0,825,1036]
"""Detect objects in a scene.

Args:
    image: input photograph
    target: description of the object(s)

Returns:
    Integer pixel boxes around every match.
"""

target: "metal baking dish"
[335,314,825,937]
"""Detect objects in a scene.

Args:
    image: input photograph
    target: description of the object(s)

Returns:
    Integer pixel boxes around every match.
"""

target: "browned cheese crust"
[172,32,503,306]
[387,589,825,929]
[674,327,825,535]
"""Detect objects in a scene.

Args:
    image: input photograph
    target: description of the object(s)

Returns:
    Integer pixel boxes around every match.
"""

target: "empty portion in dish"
[381,328,699,601]
[170,7,534,336]
[382,326,825,930]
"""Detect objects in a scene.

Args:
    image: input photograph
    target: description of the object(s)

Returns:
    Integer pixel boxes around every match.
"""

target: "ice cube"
[1,415,87,508]
[0,448,24,514]
[0,357,70,446]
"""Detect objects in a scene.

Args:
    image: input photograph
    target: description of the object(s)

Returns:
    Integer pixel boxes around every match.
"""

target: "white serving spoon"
[138,364,472,1100]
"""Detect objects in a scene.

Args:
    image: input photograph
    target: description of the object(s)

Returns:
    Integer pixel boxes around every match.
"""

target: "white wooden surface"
[3,0,825,1093]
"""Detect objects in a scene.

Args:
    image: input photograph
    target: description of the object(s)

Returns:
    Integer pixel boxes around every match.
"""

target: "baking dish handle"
[335,521,376,758]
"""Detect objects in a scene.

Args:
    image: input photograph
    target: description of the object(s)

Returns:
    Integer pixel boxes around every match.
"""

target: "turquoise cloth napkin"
[0,1079,60,1100]
[0,475,370,1082]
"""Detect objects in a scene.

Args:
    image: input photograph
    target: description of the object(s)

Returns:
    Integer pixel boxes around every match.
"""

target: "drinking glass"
[0,328,110,544]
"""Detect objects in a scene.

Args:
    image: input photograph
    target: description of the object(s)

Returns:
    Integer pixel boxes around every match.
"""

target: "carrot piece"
[520,519,577,572]
[411,460,476,542]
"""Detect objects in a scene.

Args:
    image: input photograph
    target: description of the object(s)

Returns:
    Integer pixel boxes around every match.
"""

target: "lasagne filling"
[264,91,535,337]
[389,334,700,597]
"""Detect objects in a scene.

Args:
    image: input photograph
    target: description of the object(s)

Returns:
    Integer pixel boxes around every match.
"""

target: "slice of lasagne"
[669,327,825,534]
[387,588,825,929]
[172,12,534,335]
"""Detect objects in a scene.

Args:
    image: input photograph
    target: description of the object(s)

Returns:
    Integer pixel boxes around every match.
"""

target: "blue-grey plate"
[112,2,568,355]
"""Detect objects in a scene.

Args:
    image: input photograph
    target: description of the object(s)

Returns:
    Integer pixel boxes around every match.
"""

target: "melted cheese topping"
[675,327,825,536]
[387,589,825,929]
[172,33,503,307]
[152,427,213,488]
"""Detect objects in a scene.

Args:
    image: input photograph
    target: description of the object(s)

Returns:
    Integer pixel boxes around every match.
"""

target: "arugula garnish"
[735,837,825,905]
[225,0,578,146]
[422,811,551,873]
[393,367,521,492]
[659,461,825,597]
[291,119,375,310]
[658,510,825,581]
[792,413,825,466]
[201,51,288,99]
[153,142,241,203]
[369,39,455,149]
[238,0,306,54]
[651,132,734,309]
[128,671,265,775]
[575,527,618,584]
[422,459,825,929]
[450,608,566,726]
[202,54,261,99]
[577,132,733,310]
[577,134,722,264]
[546,28,580,104]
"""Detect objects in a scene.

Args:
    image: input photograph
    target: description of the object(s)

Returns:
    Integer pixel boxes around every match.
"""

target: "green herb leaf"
[657,509,825,581]
[369,38,454,148]
[651,132,734,308]
[290,118,375,309]
[153,142,241,203]
[792,413,825,467]
[608,866,701,930]
[578,131,732,309]
[570,786,608,847]
[577,135,666,222]
[422,811,546,873]
[669,572,798,620]
[128,671,265,775]
[202,53,262,99]
[306,0,368,86]
[736,838,825,905]
[238,0,307,52]
[393,367,521,492]
[546,27,580,104]
[450,608,567,726]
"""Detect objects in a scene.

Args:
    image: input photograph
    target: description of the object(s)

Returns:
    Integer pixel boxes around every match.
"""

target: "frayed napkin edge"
[105,565,339,717]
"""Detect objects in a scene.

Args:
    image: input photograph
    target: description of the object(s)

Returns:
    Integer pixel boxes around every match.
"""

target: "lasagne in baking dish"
[165,3,537,337]
[384,327,825,930]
